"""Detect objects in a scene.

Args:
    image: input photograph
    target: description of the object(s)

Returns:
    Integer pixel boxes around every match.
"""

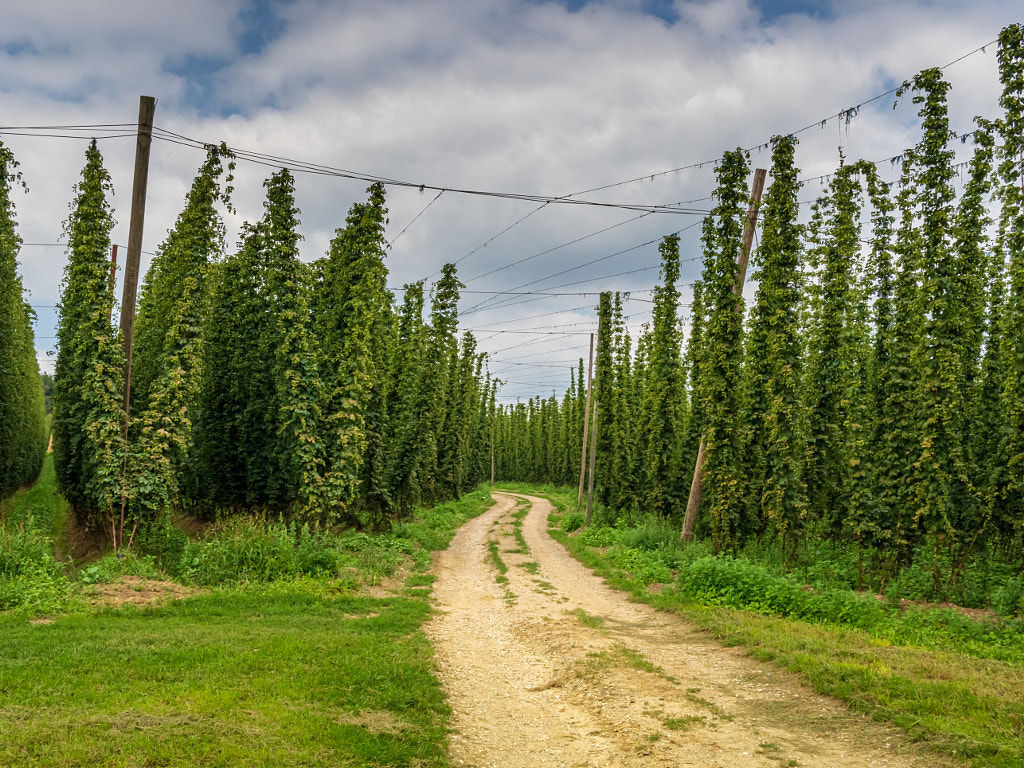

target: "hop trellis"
[489,24,1024,585]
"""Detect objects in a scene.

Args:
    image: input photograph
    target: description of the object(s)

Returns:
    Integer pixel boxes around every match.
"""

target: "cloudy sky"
[2,0,1020,401]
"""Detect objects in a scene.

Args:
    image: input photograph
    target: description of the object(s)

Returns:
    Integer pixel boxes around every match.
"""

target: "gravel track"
[426,491,942,768]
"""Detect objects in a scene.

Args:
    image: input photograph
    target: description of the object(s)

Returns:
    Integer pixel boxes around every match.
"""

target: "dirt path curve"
[426,492,941,768]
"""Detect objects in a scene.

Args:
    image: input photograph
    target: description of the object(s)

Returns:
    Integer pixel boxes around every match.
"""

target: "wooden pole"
[585,307,604,525]
[576,332,595,509]
[107,244,118,321]
[119,95,156,416]
[117,95,156,551]
[585,391,598,525]
[681,167,767,544]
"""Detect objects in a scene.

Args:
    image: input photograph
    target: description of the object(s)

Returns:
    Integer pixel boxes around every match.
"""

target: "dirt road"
[426,491,942,768]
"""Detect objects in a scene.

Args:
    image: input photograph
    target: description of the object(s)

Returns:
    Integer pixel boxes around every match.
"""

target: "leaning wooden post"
[681,167,767,544]
[576,331,595,509]
[117,94,156,551]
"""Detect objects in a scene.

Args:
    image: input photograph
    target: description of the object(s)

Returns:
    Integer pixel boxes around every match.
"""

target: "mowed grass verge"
[0,589,447,767]
[499,482,1024,768]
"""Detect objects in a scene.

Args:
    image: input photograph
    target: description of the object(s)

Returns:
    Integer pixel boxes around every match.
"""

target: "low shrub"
[576,525,620,547]
[993,576,1024,618]
[608,547,674,585]
[676,555,888,628]
[620,516,679,551]
[134,517,191,571]
[0,520,71,613]
[172,489,493,586]
[561,511,585,533]
[79,551,162,584]
[178,518,358,586]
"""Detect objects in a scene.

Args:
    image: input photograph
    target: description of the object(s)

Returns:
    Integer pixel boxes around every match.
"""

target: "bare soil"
[426,492,951,768]
[59,511,108,566]
[83,575,202,608]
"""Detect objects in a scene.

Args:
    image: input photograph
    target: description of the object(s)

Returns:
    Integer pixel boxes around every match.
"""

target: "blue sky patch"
[534,0,681,25]
[237,0,290,56]
[535,0,835,25]
[752,0,837,22]
[3,39,41,57]
[162,0,292,117]
[164,53,241,117]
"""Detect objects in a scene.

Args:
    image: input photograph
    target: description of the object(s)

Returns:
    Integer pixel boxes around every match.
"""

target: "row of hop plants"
[0,141,47,499]
[495,25,1024,593]
[50,141,496,536]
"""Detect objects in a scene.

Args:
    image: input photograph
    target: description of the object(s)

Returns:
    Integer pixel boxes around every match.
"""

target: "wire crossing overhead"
[152,128,714,216]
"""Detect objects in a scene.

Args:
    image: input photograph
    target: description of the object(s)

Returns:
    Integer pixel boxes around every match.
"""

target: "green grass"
[504,484,1024,768]
[487,539,508,579]
[0,453,66,538]
[663,714,707,730]
[0,590,450,767]
[0,482,496,767]
[499,504,530,554]
[577,643,677,686]
[571,607,605,628]
[0,455,75,614]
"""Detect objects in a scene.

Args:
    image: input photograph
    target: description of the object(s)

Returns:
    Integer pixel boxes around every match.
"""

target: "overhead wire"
[1,33,999,209]
[426,200,551,282]
[0,123,140,142]
[469,303,593,329]
[150,126,707,216]
[463,220,704,315]
[388,189,444,247]
[7,33,1004,396]
[440,37,999,313]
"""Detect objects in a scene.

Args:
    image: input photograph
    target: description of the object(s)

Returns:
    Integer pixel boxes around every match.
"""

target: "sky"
[1,0,1020,401]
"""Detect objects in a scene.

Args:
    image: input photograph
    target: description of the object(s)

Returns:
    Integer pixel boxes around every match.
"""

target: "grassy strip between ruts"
[498,482,1024,768]
[1,483,495,767]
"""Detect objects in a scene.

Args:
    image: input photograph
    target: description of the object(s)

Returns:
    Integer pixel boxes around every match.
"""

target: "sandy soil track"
[426,492,944,768]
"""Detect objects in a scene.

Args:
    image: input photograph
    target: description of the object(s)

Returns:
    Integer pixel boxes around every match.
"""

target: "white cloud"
[1,0,1020,394]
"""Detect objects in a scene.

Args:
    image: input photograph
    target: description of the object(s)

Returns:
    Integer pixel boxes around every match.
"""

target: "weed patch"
[578,643,676,685]
[571,607,605,628]
[487,540,508,577]
[663,714,707,730]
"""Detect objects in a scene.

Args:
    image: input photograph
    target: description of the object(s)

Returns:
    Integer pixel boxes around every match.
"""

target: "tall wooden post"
[681,167,767,544]
[116,95,156,551]
[119,95,156,415]
[576,331,595,509]
[585,307,604,525]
